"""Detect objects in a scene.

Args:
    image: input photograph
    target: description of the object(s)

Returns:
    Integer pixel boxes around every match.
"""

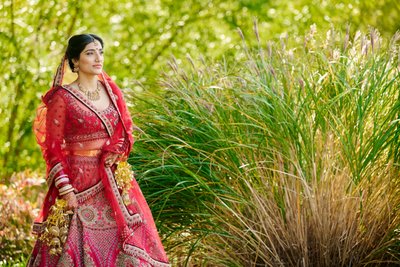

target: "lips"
[93,65,102,68]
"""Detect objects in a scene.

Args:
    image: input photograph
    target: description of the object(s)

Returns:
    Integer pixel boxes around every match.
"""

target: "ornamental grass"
[131,26,400,266]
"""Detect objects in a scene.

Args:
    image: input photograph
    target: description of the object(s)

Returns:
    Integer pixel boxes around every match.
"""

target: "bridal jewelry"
[77,81,101,101]
[115,161,134,191]
[39,199,73,256]
[115,161,135,206]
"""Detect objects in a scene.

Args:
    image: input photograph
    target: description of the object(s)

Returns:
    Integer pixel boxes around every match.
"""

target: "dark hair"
[65,34,104,71]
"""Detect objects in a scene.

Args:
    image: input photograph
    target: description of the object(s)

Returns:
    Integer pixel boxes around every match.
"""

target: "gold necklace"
[77,81,101,101]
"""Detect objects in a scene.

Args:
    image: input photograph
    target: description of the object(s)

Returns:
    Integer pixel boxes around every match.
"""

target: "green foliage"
[131,27,400,265]
[1,0,400,177]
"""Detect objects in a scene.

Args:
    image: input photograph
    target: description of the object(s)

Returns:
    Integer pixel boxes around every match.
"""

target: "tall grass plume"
[130,26,400,266]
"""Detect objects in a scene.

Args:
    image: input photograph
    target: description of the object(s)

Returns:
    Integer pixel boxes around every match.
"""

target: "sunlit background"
[1,0,400,265]
[1,0,399,176]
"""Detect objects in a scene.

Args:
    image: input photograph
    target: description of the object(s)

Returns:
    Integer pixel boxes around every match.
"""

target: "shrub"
[130,26,400,266]
[0,171,45,265]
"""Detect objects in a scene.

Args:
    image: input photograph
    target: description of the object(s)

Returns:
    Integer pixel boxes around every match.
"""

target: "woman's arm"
[45,92,77,209]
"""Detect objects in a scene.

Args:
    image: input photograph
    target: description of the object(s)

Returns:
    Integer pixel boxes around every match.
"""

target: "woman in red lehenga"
[28,34,170,267]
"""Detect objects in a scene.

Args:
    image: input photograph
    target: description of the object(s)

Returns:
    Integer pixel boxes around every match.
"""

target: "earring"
[73,65,79,73]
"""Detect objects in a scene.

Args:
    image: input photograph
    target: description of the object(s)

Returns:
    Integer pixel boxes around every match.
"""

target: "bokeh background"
[1,0,400,266]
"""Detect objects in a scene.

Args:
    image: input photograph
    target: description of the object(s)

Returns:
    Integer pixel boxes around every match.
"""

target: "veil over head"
[34,55,77,154]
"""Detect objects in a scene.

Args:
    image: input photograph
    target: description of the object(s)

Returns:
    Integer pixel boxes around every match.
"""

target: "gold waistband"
[65,149,102,157]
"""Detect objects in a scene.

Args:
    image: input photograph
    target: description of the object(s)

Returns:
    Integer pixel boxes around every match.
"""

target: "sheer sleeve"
[45,93,66,168]
[44,91,74,195]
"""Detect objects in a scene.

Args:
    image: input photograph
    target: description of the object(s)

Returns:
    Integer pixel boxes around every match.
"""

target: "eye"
[86,52,93,55]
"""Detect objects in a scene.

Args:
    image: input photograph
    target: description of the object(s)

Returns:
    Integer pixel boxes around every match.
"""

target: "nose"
[95,52,102,62]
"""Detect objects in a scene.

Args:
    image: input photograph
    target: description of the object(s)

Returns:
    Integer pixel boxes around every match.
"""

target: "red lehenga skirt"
[29,153,169,267]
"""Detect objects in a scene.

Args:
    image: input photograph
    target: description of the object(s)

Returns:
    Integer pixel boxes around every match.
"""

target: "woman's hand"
[62,191,78,210]
[104,153,120,167]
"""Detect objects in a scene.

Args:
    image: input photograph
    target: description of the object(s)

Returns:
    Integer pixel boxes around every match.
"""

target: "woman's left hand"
[104,153,119,167]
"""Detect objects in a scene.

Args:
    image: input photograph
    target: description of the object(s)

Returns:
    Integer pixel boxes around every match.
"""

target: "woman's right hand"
[62,191,78,211]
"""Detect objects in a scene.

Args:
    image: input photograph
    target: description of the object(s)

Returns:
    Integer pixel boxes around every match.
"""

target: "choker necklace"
[77,81,101,101]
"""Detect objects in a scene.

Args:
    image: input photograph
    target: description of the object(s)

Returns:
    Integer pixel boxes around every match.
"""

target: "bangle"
[58,184,74,196]
[55,173,68,180]
[58,184,72,192]
[56,181,70,190]
[55,177,70,188]
[55,174,68,182]
[59,187,74,196]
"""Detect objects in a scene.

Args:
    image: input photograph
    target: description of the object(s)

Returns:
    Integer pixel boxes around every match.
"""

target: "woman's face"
[74,40,104,76]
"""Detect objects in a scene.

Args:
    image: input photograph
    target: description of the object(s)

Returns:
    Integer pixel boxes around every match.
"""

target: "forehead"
[83,40,102,51]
